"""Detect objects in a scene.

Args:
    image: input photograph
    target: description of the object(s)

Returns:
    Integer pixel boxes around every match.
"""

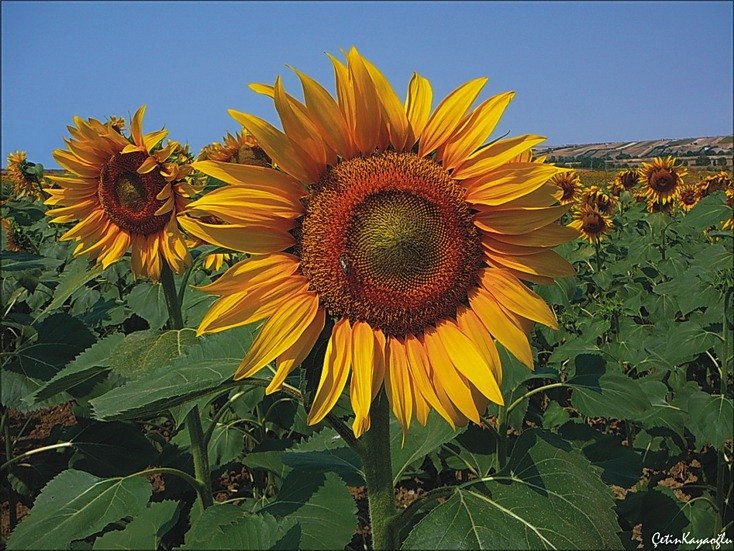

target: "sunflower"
[6,151,41,199]
[568,204,612,242]
[198,130,271,166]
[677,184,699,212]
[106,116,126,133]
[723,188,734,231]
[610,168,639,196]
[698,170,732,198]
[44,106,197,280]
[578,185,616,215]
[549,170,580,204]
[182,49,575,436]
[1,218,23,252]
[638,156,686,205]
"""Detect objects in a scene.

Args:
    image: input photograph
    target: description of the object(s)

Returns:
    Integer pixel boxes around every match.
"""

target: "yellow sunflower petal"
[197,253,300,295]
[360,54,410,152]
[178,216,294,254]
[480,269,558,329]
[455,306,503,385]
[346,48,383,155]
[488,224,579,247]
[143,129,168,153]
[130,105,146,148]
[228,110,311,183]
[474,204,570,235]
[434,320,503,405]
[191,160,304,202]
[405,73,432,148]
[441,91,515,171]
[418,77,488,156]
[452,134,546,180]
[464,163,563,206]
[469,288,533,368]
[385,337,413,432]
[186,186,303,224]
[488,249,575,279]
[268,307,326,395]
[308,318,353,425]
[235,291,320,379]
[404,334,456,428]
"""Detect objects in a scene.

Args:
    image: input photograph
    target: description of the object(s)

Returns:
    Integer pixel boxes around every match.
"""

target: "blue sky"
[2,1,732,168]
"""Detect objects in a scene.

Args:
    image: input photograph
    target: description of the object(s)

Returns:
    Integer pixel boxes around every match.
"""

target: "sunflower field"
[1,49,733,551]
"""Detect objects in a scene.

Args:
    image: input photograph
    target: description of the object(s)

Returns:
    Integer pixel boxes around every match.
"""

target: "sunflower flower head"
[611,168,639,196]
[578,185,616,215]
[677,183,700,212]
[6,150,42,199]
[183,48,575,436]
[568,204,612,242]
[698,170,732,198]
[198,131,271,167]
[549,170,580,205]
[638,156,686,206]
[44,105,197,280]
[106,116,126,133]
[1,218,27,252]
[723,188,734,231]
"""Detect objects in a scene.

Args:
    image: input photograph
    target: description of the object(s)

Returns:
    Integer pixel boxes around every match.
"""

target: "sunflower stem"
[715,287,733,533]
[160,261,184,330]
[2,408,18,532]
[594,238,601,273]
[358,391,399,551]
[160,261,212,509]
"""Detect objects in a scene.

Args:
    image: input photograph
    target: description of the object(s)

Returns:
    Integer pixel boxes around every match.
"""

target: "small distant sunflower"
[610,168,639,196]
[198,131,271,166]
[638,156,686,205]
[1,218,23,252]
[549,170,580,205]
[569,204,612,242]
[698,170,732,198]
[106,116,126,133]
[677,184,699,212]
[44,106,197,280]
[6,151,42,199]
[182,49,575,436]
[646,199,674,214]
[723,188,734,231]
[578,185,616,215]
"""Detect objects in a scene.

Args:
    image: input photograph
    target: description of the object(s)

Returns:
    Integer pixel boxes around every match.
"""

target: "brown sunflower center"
[557,178,576,201]
[680,189,697,205]
[98,151,169,235]
[299,151,482,336]
[620,171,638,189]
[581,210,606,234]
[649,169,677,192]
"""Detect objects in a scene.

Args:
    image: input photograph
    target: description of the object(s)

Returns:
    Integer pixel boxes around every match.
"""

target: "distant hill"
[537,135,733,169]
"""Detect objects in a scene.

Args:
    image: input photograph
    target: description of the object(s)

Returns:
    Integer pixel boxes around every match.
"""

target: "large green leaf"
[126,282,169,330]
[567,354,651,420]
[107,328,198,380]
[90,326,255,420]
[38,258,104,316]
[92,500,180,550]
[260,471,358,550]
[686,390,734,449]
[0,251,63,272]
[280,427,363,485]
[182,505,298,550]
[402,430,623,550]
[30,333,125,403]
[681,192,729,230]
[7,470,152,550]
[390,411,458,485]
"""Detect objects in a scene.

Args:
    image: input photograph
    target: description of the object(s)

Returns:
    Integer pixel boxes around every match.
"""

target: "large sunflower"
[638,156,686,205]
[45,106,196,280]
[183,49,576,435]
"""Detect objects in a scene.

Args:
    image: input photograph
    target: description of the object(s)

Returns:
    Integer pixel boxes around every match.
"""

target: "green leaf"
[0,251,63,272]
[90,326,255,420]
[402,430,623,550]
[92,500,180,550]
[66,421,158,477]
[687,391,734,449]
[7,470,152,550]
[633,379,688,440]
[39,259,104,316]
[182,505,297,550]
[30,333,125,403]
[681,192,729,230]
[260,471,357,550]
[442,424,498,477]
[108,328,198,380]
[390,411,458,485]
[208,421,247,467]
[567,354,651,420]
[281,427,363,485]
[127,282,168,330]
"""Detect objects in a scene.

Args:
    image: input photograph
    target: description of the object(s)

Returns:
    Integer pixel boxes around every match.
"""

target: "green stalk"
[159,261,212,508]
[160,261,184,330]
[594,238,601,273]
[357,392,399,550]
[3,410,17,531]
[715,288,733,532]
